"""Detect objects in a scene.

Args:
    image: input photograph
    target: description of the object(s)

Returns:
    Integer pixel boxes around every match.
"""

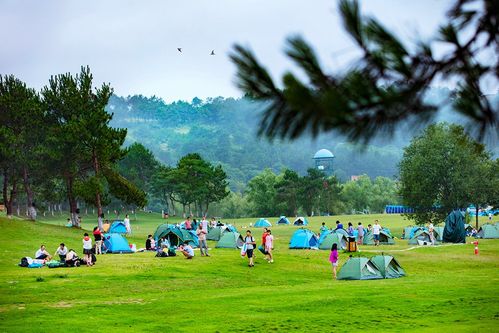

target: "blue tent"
[109,220,127,234]
[293,217,309,226]
[254,218,272,227]
[277,216,290,224]
[289,229,318,249]
[226,224,238,233]
[103,233,132,253]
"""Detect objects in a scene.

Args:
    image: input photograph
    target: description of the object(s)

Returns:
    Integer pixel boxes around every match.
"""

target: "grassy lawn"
[0,212,498,332]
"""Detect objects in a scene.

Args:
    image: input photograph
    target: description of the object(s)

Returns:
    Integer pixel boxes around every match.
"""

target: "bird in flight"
[177,48,182,53]
[210,50,215,55]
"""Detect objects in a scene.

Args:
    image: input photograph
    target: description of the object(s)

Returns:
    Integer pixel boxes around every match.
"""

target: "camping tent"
[153,224,197,247]
[443,210,466,243]
[476,224,499,239]
[207,227,225,241]
[103,233,132,253]
[363,230,395,245]
[318,230,347,250]
[334,228,350,239]
[433,226,444,242]
[403,226,424,239]
[254,218,272,228]
[337,257,383,280]
[293,217,309,226]
[277,216,290,225]
[109,220,127,234]
[408,229,433,245]
[370,255,406,278]
[289,229,318,249]
[216,232,245,248]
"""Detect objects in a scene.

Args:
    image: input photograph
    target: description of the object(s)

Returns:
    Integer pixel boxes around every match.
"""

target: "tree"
[467,159,499,228]
[274,169,301,216]
[399,123,496,225]
[299,168,325,216]
[0,75,44,219]
[246,169,280,216]
[230,0,497,143]
[118,142,160,192]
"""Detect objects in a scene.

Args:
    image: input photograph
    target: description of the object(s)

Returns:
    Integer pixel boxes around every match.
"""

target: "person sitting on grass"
[179,242,194,259]
[35,245,52,260]
[54,243,68,261]
[65,249,80,267]
[146,235,156,251]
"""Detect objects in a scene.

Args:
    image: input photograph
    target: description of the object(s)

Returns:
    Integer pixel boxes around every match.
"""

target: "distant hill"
[107,88,497,190]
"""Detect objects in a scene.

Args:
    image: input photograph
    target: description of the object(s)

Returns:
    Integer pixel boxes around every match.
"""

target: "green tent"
[370,255,406,279]
[215,232,244,248]
[408,229,433,245]
[337,257,383,280]
[318,232,347,250]
[207,227,225,241]
[363,230,395,245]
[443,210,466,243]
[153,224,184,246]
[434,226,444,241]
[476,224,499,239]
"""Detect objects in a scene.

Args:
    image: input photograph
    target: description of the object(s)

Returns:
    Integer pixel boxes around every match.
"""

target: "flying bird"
[210,50,215,55]
[177,48,182,53]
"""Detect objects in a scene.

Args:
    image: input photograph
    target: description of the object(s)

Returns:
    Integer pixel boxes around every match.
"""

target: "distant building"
[351,175,361,181]
[313,149,335,176]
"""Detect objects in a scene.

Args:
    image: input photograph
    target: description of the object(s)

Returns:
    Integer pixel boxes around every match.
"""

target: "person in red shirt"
[93,226,103,255]
[185,216,192,230]
[260,228,269,259]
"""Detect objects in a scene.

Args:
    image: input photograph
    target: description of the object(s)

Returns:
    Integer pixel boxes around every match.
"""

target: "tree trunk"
[3,169,17,218]
[169,196,176,216]
[22,166,37,220]
[65,175,79,227]
[476,204,479,230]
[92,151,103,219]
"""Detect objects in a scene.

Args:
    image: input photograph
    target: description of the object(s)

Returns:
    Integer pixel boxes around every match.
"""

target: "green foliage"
[399,123,496,225]
[103,167,147,207]
[341,175,399,213]
[118,142,160,192]
[246,169,281,216]
[230,0,498,142]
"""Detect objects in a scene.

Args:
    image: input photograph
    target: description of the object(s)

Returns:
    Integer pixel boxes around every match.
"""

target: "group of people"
[243,228,274,267]
[319,219,384,246]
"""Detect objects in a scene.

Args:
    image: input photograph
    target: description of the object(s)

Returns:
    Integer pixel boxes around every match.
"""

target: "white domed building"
[313,149,335,175]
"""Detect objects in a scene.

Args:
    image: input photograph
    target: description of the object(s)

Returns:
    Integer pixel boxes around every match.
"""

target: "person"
[93,226,103,255]
[146,235,156,251]
[489,212,493,222]
[185,216,192,230]
[367,224,373,233]
[201,216,209,232]
[65,249,79,267]
[329,243,339,279]
[428,221,435,245]
[83,233,93,266]
[160,236,170,249]
[347,222,354,236]
[179,242,194,259]
[260,228,269,259]
[244,230,256,267]
[35,245,51,260]
[335,220,344,230]
[197,224,209,256]
[319,222,328,234]
[210,217,217,228]
[54,243,68,261]
[372,220,382,246]
[357,222,364,245]
[124,214,131,235]
[265,229,274,263]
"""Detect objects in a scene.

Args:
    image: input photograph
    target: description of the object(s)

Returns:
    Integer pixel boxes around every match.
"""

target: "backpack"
[155,251,168,257]
[19,257,30,267]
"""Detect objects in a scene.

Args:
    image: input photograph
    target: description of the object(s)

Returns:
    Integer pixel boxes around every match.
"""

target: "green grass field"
[0,212,498,332]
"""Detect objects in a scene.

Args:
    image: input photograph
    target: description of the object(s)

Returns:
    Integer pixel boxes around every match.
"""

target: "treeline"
[0,67,148,225]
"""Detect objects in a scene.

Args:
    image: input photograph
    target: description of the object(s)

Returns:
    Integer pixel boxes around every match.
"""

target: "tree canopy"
[230,0,498,143]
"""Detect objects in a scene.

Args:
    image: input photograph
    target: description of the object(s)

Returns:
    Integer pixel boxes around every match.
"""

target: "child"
[329,243,339,279]
[83,233,93,266]
[265,229,274,263]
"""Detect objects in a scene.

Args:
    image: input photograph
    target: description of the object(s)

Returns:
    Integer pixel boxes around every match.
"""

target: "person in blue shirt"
[335,220,344,230]
[319,222,328,235]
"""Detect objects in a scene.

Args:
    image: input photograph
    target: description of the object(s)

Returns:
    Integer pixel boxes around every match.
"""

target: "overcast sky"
[1,0,454,102]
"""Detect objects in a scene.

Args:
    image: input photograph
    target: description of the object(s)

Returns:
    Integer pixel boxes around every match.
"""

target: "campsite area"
[1,213,498,332]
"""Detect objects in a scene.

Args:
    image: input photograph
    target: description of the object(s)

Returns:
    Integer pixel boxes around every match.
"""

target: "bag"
[28,263,43,268]
[240,243,247,257]
[19,257,29,267]
[155,251,168,257]
[47,260,64,268]
[258,245,267,255]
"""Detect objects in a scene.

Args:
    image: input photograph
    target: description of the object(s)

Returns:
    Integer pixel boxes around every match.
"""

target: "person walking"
[244,230,256,267]
[347,222,354,236]
[372,220,382,246]
[197,224,210,256]
[357,222,364,245]
[83,233,93,266]
[329,243,339,279]
[428,221,435,245]
[265,229,274,263]
[124,214,131,235]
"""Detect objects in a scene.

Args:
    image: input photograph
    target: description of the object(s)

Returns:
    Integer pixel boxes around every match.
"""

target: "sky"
[0,0,455,102]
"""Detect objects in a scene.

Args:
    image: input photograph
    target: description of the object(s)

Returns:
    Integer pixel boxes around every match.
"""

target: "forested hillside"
[108,96,402,189]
